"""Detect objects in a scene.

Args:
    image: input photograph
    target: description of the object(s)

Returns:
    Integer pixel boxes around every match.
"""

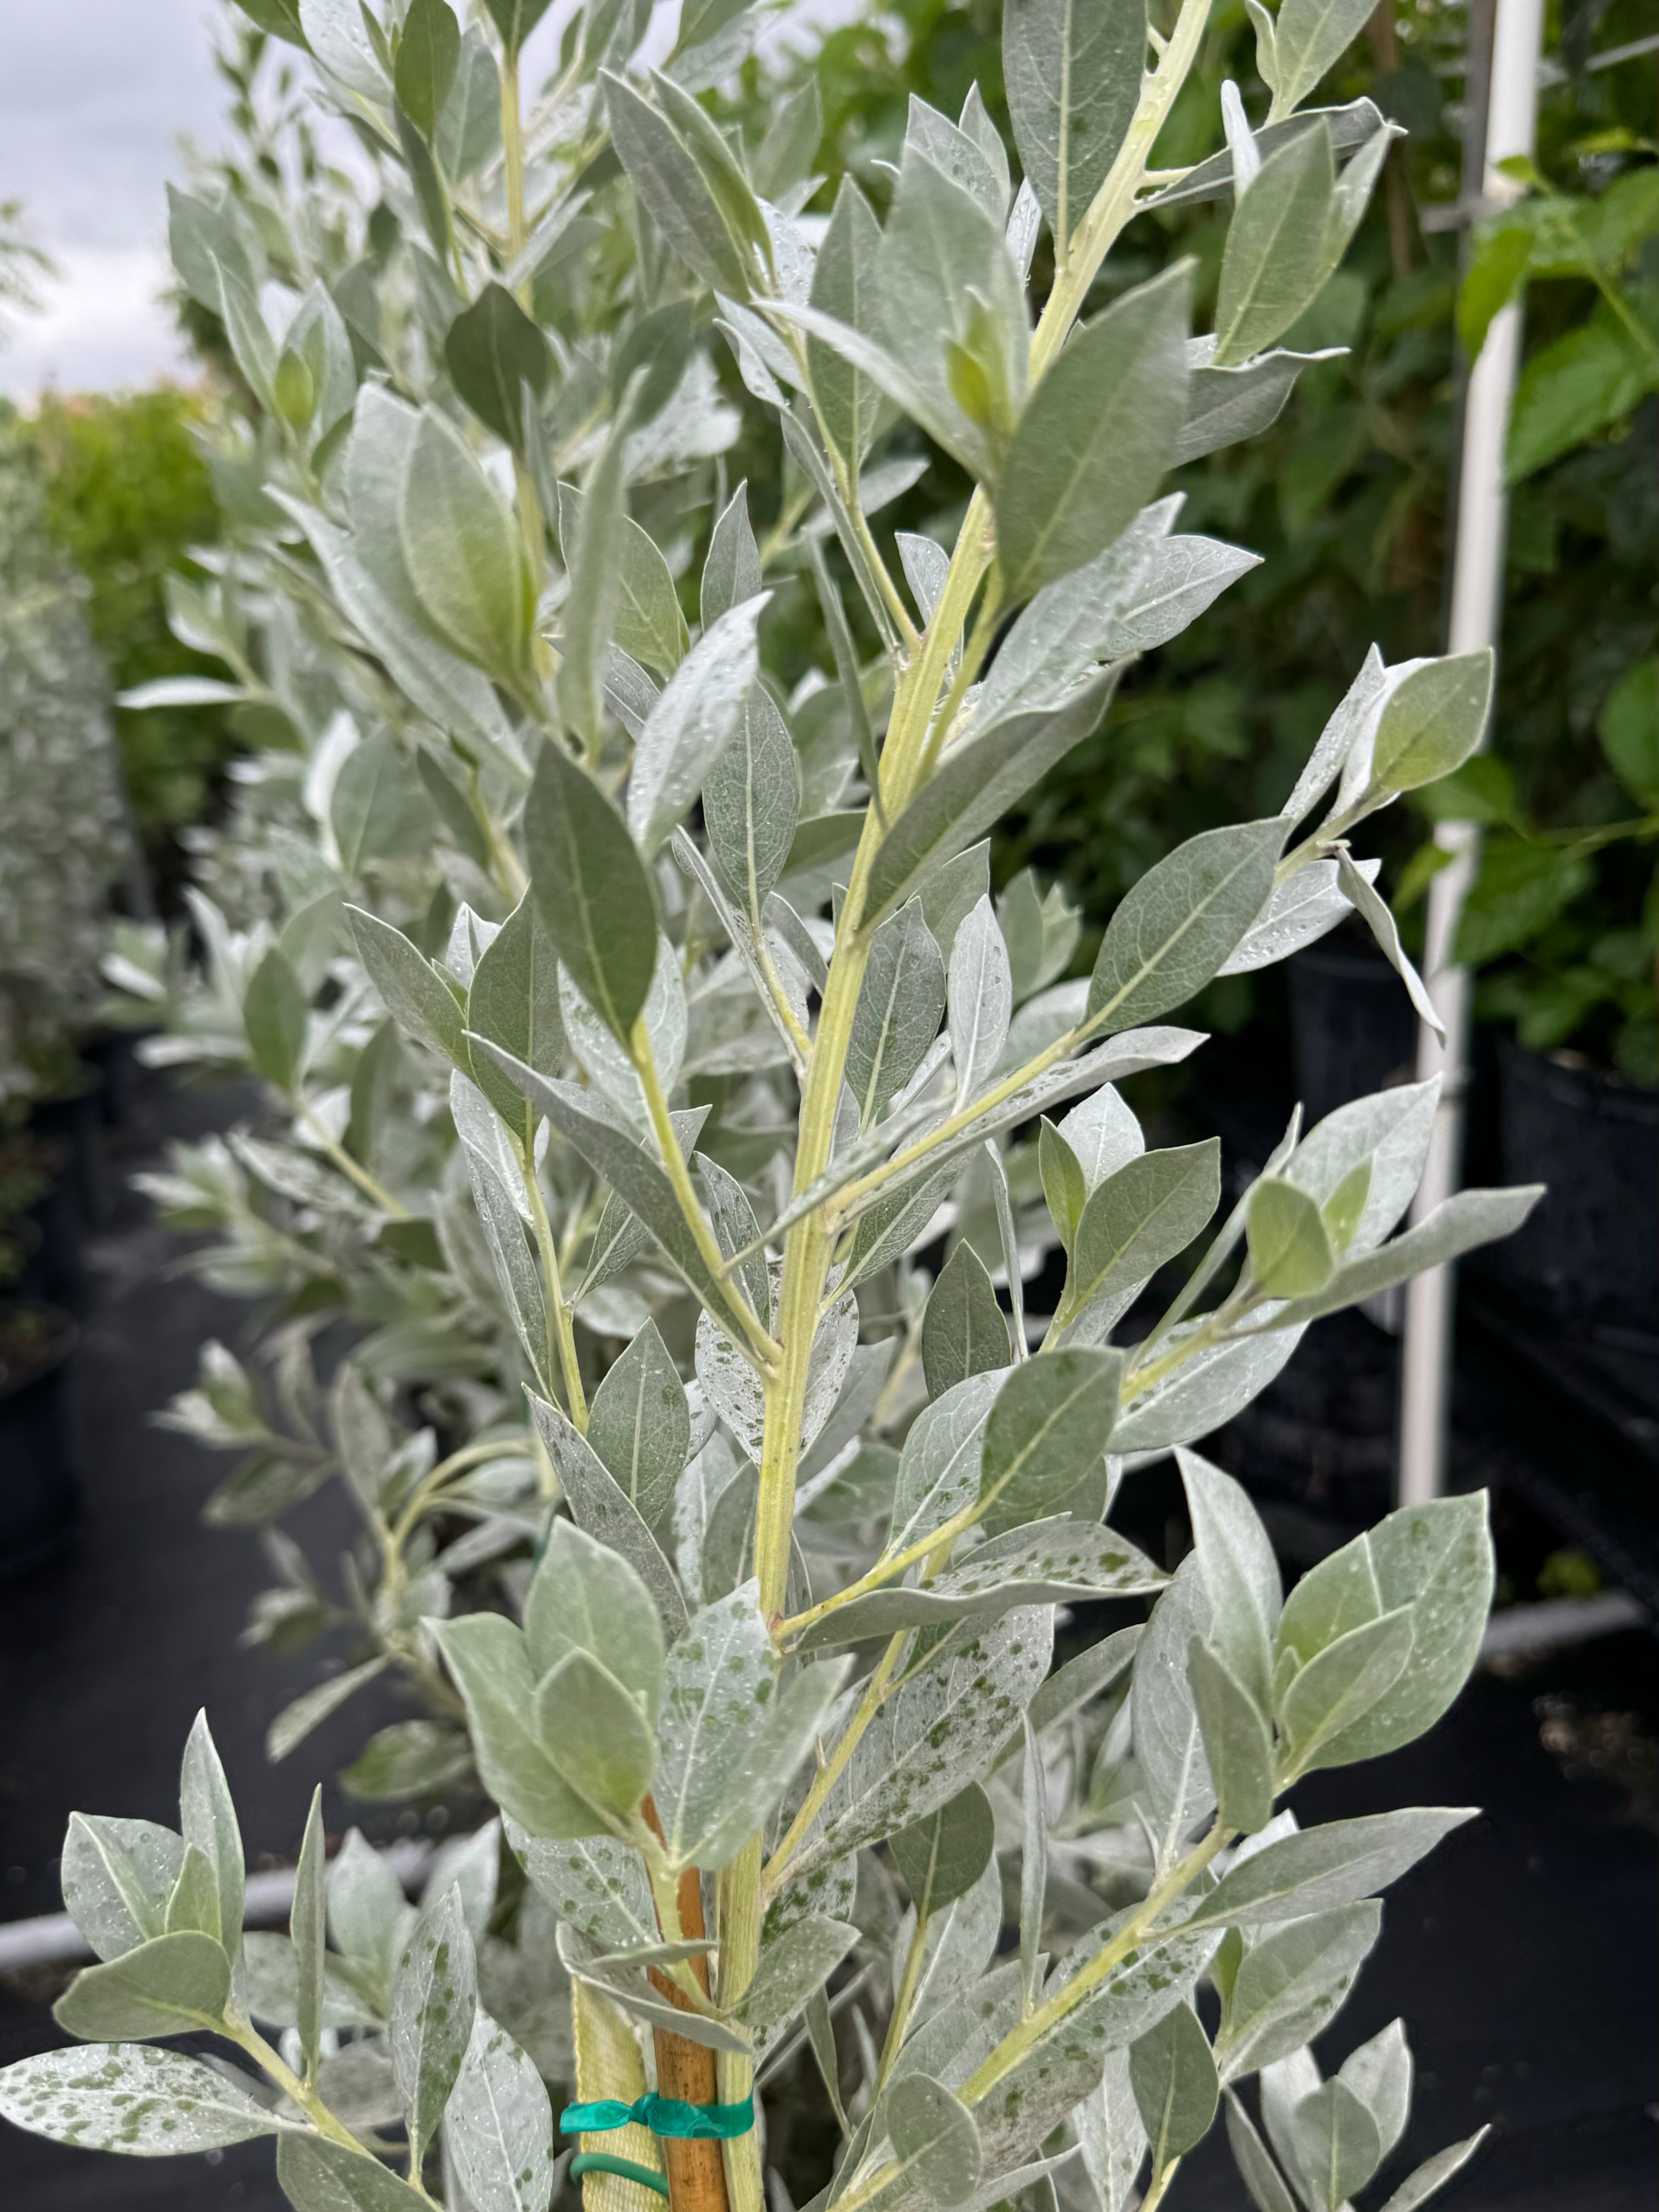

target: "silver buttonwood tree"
[6,2,1538,2211]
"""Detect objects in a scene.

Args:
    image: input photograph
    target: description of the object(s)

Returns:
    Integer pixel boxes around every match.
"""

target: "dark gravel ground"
[1,1068,1653,2210]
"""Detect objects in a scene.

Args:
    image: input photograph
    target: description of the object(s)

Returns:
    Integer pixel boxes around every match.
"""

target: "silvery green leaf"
[557,476,688,679]
[61,1814,184,1963]
[1178,1449,1281,1710]
[1027,1623,1142,1738]
[792,1519,1163,1653]
[871,145,1027,481]
[972,1917,1221,2172]
[292,1787,326,2073]
[452,1073,532,1223]
[892,1783,997,1917]
[328,1828,414,2005]
[1279,1608,1415,1775]
[1271,0,1382,119]
[1039,1119,1086,1253]
[901,1855,1001,2027]
[840,1163,960,1296]
[1175,336,1344,465]
[399,409,531,685]
[1131,1557,1216,1855]
[702,478,763,627]
[1006,176,1041,280]
[1286,2077,1382,2211]
[1283,1079,1437,1257]
[905,94,1006,223]
[603,71,753,298]
[1189,1639,1274,1834]
[1092,532,1261,657]
[475,1047,758,1349]
[164,1844,221,1943]
[236,1933,378,2032]
[1260,1186,1544,1330]
[997,266,1192,603]
[437,25,502,176]
[1333,849,1443,1038]
[1214,124,1338,368]
[898,530,952,631]
[524,743,659,1046]
[887,2073,984,2206]
[1375,2128,1490,2212]
[606,647,661,741]
[797,1609,1052,1878]
[1110,1324,1305,1455]
[1276,1495,1494,1765]
[465,1142,549,1387]
[921,1242,1011,1400]
[524,1520,665,1720]
[300,0,387,95]
[1002,0,1146,246]
[1087,820,1283,1031]
[443,282,548,451]
[507,1822,657,1954]
[1184,1808,1478,1930]
[974,501,1178,728]
[629,596,766,857]
[467,895,565,1130]
[1283,646,1388,825]
[431,1615,608,1841]
[1058,1084,1143,1193]
[178,1715,244,1967]
[657,1583,849,1869]
[739,1915,860,2029]
[703,685,801,918]
[1215,1904,1381,2084]
[534,1648,657,1816]
[277,2134,432,2208]
[0,2044,276,2155]
[529,1395,686,1640]
[1338,2018,1411,2158]
[1218,855,1379,975]
[447,2006,556,2212]
[892,1371,1004,1553]
[1226,2089,1303,2212]
[423,1821,501,1942]
[1073,2050,1147,2212]
[950,898,1013,1107]
[845,1031,1203,1235]
[980,1349,1123,1536]
[54,1932,232,2045]
[557,1923,750,2051]
[918,842,992,962]
[585,1320,690,1527]
[390,1885,476,2161]
[1062,1142,1220,1337]
[849,900,948,1126]
[1019,1717,1048,2008]
[1130,2000,1218,2172]
[578,1107,708,1298]
[1261,2047,1325,2183]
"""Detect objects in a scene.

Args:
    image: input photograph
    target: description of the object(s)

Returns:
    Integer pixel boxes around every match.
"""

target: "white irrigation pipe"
[0,1838,433,1976]
[1397,0,1547,1508]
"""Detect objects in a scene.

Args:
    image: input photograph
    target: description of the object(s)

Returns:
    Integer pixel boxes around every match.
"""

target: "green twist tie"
[560,2092,755,2142]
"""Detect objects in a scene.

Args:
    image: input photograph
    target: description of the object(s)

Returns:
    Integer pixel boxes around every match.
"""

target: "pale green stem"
[761,1634,907,1890]
[631,1018,779,1374]
[294,1097,410,1218]
[227,2016,365,2152]
[522,1130,589,1428]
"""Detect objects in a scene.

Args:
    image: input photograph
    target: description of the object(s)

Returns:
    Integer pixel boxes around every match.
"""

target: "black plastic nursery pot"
[1288,933,1421,1122]
[28,1065,109,1225]
[1486,1036,1659,1338]
[0,1301,79,1577]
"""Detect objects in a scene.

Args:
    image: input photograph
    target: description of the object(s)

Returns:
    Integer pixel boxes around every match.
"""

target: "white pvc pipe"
[1397,0,1547,1507]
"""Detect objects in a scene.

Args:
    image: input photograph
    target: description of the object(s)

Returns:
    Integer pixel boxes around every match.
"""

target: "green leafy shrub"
[28,388,232,863]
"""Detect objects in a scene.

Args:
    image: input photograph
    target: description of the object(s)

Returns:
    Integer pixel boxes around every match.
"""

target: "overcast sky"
[0,0,863,402]
[0,0,233,397]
